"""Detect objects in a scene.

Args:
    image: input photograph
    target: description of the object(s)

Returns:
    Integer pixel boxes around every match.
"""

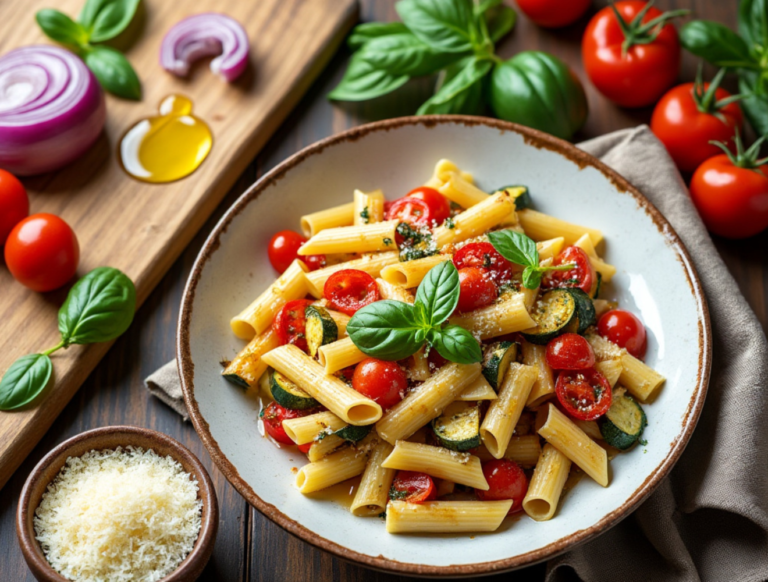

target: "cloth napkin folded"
[145,125,768,582]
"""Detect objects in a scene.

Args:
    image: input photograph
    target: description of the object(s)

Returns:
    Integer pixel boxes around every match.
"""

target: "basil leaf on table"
[417,56,492,115]
[396,0,481,54]
[58,266,137,346]
[83,45,141,99]
[415,261,460,325]
[355,32,463,77]
[329,52,409,101]
[679,20,756,69]
[429,325,482,365]
[347,22,410,50]
[36,9,89,47]
[0,354,53,411]
[347,300,424,360]
[738,0,768,53]
[78,0,140,43]
[488,229,539,267]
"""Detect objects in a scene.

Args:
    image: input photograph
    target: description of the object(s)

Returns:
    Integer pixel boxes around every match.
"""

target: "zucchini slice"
[305,305,338,357]
[521,289,576,345]
[599,390,647,450]
[334,424,372,443]
[494,185,532,210]
[568,288,597,334]
[482,341,518,390]
[431,401,481,451]
[270,370,319,410]
[592,272,602,299]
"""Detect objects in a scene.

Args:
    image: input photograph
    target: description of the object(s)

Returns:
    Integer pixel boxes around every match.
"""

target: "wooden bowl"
[17,426,219,582]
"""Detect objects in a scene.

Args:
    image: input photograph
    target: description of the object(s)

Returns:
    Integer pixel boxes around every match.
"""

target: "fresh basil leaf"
[475,0,503,14]
[0,354,52,411]
[79,0,140,42]
[415,261,460,325]
[522,265,542,290]
[488,229,539,267]
[484,5,517,43]
[83,45,141,99]
[348,22,409,50]
[739,72,768,136]
[329,51,409,101]
[413,301,429,327]
[679,21,756,69]
[347,300,423,360]
[36,9,89,47]
[417,56,491,115]
[357,32,463,77]
[396,0,480,53]
[59,267,136,346]
[738,0,768,53]
[430,325,482,364]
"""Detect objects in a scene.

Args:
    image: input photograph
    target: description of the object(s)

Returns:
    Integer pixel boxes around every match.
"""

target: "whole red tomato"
[583,1,686,108]
[457,267,498,312]
[597,309,647,360]
[546,333,596,370]
[475,459,528,514]
[0,169,28,244]
[267,230,325,273]
[516,0,591,28]
[352,358,408,409]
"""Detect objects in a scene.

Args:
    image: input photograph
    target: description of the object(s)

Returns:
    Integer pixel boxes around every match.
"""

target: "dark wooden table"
[2,1,762,581]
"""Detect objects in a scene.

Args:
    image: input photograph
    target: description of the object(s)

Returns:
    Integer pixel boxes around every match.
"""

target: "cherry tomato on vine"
[261,401,319,445]
[385,196,433,228]
[583,1,687,108]
[0,169,28,244]
[542,246,595,295]
[390,471,437,503]
[597,309,648,360]
[457,266,498,312]
[352,358,408,410]
[324,269,380,315]
[267,230,325,273]
[273,299,314,352]
[546,333,596,370]
[405,186,451,225]
[4,213,79,292]
[516,0,591,28]
[453,242,514,284]
[475,459,528,514]
[555,368,612,421]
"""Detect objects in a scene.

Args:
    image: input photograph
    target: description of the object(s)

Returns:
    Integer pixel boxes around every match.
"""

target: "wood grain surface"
[0,0,357,490]
[2,1,763,581]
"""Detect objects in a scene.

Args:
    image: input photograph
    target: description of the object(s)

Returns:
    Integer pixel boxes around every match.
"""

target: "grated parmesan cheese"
[34,447,202,582]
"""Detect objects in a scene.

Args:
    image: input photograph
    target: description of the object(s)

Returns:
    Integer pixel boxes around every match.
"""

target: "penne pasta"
[386,500,512,533]
[353,189,385,226]
[296,440,372,493]
[351,440,396,517]
[517,209,604,246]
[537,237,565,261]
[450,293,536,340]
[523,443,572,521]
[523,342,556,408]
[298,220,399,256]
[457,375,498,401]
[437,173,490,208]
[221,328,279,388]
[301,202,355,237]
[376,278,415,304]
[380,254,452,288]
[573,233,617,282]
[504,435,542,467]
[318,337,367,374]
[382,441,488,489]
[283,411,346,445]
[407,347,432,382]
[307,435,347,462]
[433,191,515,247]
[595,358,623,388]
[306,252,399,298]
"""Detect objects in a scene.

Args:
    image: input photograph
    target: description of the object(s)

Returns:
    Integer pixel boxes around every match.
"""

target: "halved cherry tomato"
[267,230,325,273]
[4,213,79,292]
[390,471,437,503]
[516,0,591,28]
[555,368,612,421]
[453,242,514,284]
[260,401,320,445]
[273,299,314,352]
[457,266,498,312]
[405,186,451,225]
[352,358,408,409]
[385,197,433,228]
[597,309,647,360]
[475,459,528,514]
[324,269,380,316]
[297,442,313,454]
[0,169,28,244]
[335,365,357,385]
[542,246,595,295]
[546,333,596,370]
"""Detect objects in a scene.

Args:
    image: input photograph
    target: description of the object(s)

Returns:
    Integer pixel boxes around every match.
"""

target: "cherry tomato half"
[457,267,498,312]
[297,442,313,454]
[597,309,647,360]
[385,196,433,228]
[324,269,380,316]
[546,333,596,370]
[405,186,451,225]
[389,471,437,503]
[267,230,325,273]
[555,368,612,421]
[0,169,28,244]
[273,299,314,352]
[516,0,591,28]
[260,401,319,445]
[453,242,514,284]
[542,246,595,295]
[4,213,79,292]
[475,459,528,514]
[352,357,408,410]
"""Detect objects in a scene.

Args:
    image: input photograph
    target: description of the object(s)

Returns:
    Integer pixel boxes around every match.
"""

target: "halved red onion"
[160,13,249,82]
[0,45,106,176]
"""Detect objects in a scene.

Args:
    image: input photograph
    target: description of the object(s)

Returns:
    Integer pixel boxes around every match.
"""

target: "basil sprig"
[0,267,136,411]
[347,261,482,364]
[488,230,573,289]
[36,0,141,99]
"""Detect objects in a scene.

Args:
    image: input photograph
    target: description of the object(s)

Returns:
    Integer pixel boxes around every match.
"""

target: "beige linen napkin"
[145,125,768,582]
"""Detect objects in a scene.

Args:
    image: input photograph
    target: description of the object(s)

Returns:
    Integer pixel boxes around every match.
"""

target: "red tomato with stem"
[385,197,433,228]
[267,230,325,273]
[556,368,612,421]
[542,246,595,295]
[597,309,648,360]
[4,213,79,292]
[324,269,380,315]
[405,186,451,225]
[475,459,528,514]
[583,1,687,108]
[453,242,515,284]
[390,471,437,503]
[273,299,314,352]
[352,358,408,409]
[457,266,498,312]
[0,169,28,244]
[516,0,591,28]
[546,333,596,370]
[260,402,320,445]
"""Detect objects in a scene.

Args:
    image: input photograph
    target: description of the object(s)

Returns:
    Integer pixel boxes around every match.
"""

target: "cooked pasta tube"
[574,420,603,441]
[307,435,347,462]
[517,209,604,246]
[230,259,309,339]
[283,411,346,445]
[424,159,474,189]
[408,347,431,382]
[353,189,385,226]
[386,500,512,533]
[595,358,622,387]
[380,254,452,288]
[573,234,617,282]
[301,202,355,237]
[504,435,542,467]
[376,278,415,303]
[523,443,572,521]
[538,404,608,487]
[318,337,367,374]
[382,441,488,489]
[481,363,539,458]
[298,220,398,256]
[586,333,664,402]
[221,329,279,387]
[522,342,556,408]
[585,332,623,360]
[327,309,351,337]
[457,375,497,401]
[351,440,395,516]
[537,237,565,261]
[449,293,536,340]
[262,345,382,425]
[376,362,481,444]
[592,299,616,319]
[433,191,514,247]
[296,441,371,493]
[437,174,489,208]
[306,252,399,297]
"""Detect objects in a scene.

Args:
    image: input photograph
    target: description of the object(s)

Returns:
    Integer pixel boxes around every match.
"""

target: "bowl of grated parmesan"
[17,426,218,582]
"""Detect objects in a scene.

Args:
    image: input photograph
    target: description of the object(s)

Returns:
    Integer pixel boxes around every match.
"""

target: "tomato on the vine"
[453,242,514,284]
[267,230,325,273]
[475,459,528,514]
[273,299,314,352]
[583,1,687,108]
[352,358,408,410]
[261,401,319,445]
[555,368,612,421]
[0,169,28,244]
[457,266,498,312]
[542,246,595,296]
[390,471,437,503]
[405,186,451,225]
[516,0,591,28]
[597,309,648,360]
[324,269,380,315]
[546,333,596,370]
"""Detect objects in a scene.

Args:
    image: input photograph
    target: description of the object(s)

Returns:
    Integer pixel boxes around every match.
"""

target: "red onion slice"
[0,45,106,176]
[160,13,249,82]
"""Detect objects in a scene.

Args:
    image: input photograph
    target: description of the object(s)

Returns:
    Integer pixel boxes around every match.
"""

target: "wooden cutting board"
[0,0,357,490]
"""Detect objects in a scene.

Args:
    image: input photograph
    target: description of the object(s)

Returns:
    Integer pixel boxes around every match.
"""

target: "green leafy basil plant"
[329,0,588,140]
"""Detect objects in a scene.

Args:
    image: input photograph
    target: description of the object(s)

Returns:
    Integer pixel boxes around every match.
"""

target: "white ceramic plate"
[178,116,711,576]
